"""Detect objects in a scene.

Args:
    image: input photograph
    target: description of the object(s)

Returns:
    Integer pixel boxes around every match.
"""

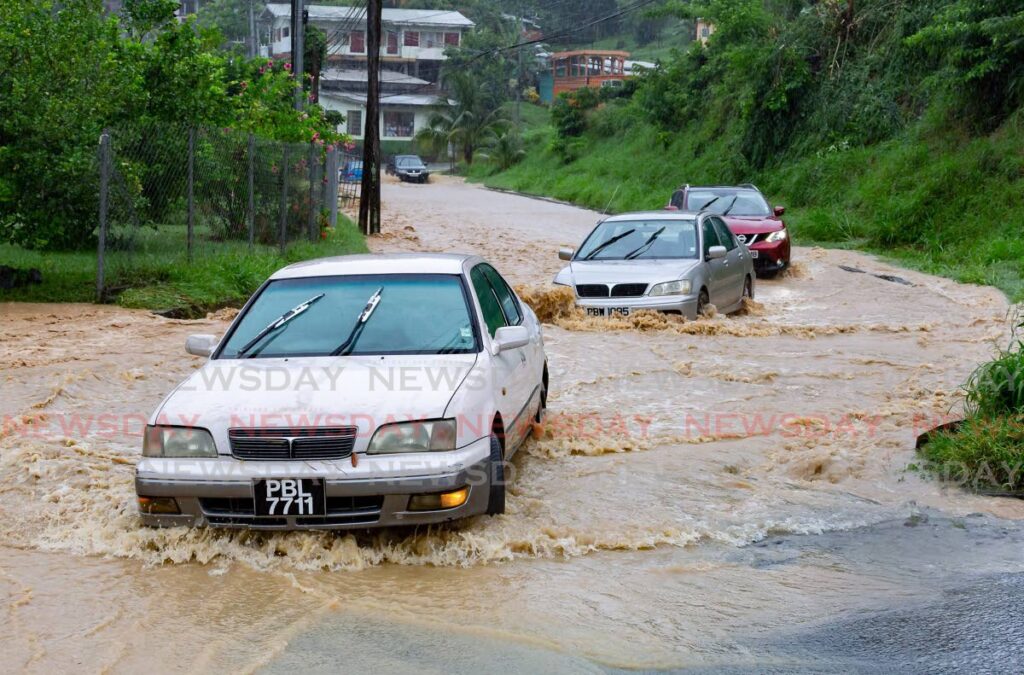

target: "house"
[259,4,473,143]
[538,50,631,103]
[695,17,716,45]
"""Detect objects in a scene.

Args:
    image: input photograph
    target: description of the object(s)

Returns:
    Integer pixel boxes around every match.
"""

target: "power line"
[376,0,662,102]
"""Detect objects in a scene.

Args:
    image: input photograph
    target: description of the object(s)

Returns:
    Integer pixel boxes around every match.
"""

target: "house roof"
[320,91,451,108]
[320,68,430,86]
[263,4,474,28]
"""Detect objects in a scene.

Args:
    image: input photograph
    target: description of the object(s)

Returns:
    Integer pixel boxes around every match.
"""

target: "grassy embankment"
[468,105,1024,303]
[0,215,366,315]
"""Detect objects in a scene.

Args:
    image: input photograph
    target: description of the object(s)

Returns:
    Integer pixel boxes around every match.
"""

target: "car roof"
[270,253,480,279]
[602,210,700,222]
[683,186,760,193]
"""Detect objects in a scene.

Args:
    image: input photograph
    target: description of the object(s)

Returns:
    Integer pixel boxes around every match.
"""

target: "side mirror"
[185,334,218,357]
[707,245,727,261]
[558,246,575,261]
[492,325,530,355]
[773,205,785,217]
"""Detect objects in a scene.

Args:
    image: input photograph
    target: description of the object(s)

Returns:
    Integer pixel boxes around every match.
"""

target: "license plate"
[253,478,326,516]
[750,250,759,259]
[586,307,630,317]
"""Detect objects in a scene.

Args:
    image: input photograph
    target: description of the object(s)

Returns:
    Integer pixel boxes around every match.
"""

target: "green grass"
[468,103,1024,303]
[918,415,1024,494]
[0,215,367,315]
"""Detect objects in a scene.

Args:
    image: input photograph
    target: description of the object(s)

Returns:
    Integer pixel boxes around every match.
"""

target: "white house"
[260,4,472,142]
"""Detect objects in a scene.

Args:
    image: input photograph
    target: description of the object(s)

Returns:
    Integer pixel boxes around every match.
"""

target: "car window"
[712,217,737,251]
[470,265,507,337]
[702,218,721,255]
[218,274,478,358]
[482,265,522,326]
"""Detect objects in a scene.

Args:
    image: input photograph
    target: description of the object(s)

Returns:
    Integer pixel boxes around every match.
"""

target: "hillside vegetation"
[469,0,1024,301]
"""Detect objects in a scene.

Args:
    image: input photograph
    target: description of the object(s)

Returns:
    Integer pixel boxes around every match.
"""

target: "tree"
[480,130,525,170]
[416,72,508,164]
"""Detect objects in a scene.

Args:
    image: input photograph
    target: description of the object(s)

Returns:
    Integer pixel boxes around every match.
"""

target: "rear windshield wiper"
[583,228,636,260]
[624,226,666,259]
[331,288,383,356]
[236,293,325,358]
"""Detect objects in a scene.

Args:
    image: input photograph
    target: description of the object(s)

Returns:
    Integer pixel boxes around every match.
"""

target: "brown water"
[2,177,1022,672]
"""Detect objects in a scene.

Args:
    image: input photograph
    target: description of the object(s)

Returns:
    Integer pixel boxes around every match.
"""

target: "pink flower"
[240,80,248,89]
[284,62,292,71]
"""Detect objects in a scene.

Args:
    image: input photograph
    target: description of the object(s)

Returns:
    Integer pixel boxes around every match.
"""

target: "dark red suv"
[667,184,790,276]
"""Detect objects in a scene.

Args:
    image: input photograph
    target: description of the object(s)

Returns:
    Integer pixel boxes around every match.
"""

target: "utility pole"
[291,0,305,109]
[514,6,523,126]
[358,0,382,235]
[248,0,256,58]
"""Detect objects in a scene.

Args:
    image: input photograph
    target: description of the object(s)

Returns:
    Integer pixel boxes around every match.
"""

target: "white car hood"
[559,258,700,286]
[154,354,478,449]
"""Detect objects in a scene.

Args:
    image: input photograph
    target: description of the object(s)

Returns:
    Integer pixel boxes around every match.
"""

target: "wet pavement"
[1,176,1021,672]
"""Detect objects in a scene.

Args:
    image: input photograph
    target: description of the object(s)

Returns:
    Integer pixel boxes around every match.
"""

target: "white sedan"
[135,254,547,529]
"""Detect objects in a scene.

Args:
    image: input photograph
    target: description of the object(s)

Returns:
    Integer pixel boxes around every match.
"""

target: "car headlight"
[648,279,692,297]
[766,229,788,243]
[143,425,218,458]
[367,419,457,455]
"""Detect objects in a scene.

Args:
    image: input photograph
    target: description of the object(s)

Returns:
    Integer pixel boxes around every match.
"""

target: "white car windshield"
[219,274,478,358]
[575,220,699,260]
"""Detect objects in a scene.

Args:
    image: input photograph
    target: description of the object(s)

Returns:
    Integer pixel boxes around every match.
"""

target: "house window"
[404,31,419,47]
[383,111,415,138]
[386,31,398,54]
[701,26,709,38]
[350,30,365,53]
[347,110,362,136]
[282,26,289,38]
[444,32,460,47]
[422,31,442,48]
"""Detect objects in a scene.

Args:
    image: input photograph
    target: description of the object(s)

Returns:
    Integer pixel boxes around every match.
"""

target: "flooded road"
[2,177,1022,672]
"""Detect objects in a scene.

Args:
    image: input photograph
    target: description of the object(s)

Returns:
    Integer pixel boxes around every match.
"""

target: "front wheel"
[486,433,505,515]
[696,288,710,318]
[742,276,753,300]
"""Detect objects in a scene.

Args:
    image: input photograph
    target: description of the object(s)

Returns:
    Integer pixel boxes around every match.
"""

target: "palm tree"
[480,130,526,170]
[416,72,508,165]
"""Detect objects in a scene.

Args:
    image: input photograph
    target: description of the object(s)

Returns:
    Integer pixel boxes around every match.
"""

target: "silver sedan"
[554,211,755,319]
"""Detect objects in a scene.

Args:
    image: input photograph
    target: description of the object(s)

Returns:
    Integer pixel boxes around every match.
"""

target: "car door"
[470,264,534,452]
[711,216,746,307]
[700,216,729,307]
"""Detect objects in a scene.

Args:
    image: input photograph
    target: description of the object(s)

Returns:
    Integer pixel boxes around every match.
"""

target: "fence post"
[326,145,339,231]
[187,127,195,263]
[247,133,256,251]
[307,142,318,242]
[279,145,289,255]
[96,130,111,302]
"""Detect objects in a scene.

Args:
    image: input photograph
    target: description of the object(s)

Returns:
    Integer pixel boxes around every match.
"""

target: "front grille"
[200,495,383,527]
[229,427,357,461]
[575,284,610,298]
[737,233,759,245]
[610,283,647,297]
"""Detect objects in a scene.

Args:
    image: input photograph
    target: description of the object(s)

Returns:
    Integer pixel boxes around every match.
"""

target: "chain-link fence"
[96,123,351,300]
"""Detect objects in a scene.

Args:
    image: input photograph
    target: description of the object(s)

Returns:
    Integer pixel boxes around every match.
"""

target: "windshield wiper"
[698,196,720,211]
[721,196,739,216]
[624,226,666,260]
[583,228,636,260]
[330,288,383,356]
[236,293,325,358]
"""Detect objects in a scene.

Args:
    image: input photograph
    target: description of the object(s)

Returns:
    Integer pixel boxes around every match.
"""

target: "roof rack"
[737,183,760,192]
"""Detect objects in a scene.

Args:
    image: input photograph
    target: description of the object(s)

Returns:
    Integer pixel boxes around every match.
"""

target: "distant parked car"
[554,211,755,319]
[667,184,790,276]
[341,160,363,183]
[387,154,430,183]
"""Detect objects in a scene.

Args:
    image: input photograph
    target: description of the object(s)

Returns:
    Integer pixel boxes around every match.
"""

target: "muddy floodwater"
[2,177,1023,672]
